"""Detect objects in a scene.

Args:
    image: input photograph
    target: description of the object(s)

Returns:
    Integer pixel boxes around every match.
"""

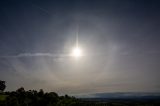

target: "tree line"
[1,80,160,106]
[0,80,79,106]
[0,87,79,106]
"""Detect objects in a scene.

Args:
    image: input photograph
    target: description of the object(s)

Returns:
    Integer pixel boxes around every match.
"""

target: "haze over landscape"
[0,0,160,97]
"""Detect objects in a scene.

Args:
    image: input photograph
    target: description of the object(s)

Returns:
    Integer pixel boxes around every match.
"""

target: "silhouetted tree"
[0,80,6,92]
[16,87,25,93]
[38,89,44,97]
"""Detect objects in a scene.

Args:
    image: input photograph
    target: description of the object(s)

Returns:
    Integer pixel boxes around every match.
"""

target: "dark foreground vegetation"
[0,80,160,106]
[1,89,160,106]
[0,87,79,106]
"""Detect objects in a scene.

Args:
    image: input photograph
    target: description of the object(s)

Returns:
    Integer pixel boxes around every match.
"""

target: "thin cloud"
[0,53,70,58]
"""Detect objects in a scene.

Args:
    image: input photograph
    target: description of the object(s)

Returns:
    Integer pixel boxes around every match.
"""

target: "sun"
[71,47,82,58]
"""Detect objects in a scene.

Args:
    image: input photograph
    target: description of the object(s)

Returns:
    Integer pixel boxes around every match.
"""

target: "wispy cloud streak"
[0,53,70,58]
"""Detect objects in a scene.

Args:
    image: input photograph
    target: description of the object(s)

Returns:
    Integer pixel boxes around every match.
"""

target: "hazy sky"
[0,0,160,95]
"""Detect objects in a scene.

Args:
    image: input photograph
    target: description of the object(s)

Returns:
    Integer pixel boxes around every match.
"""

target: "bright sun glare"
[72,47,82,58]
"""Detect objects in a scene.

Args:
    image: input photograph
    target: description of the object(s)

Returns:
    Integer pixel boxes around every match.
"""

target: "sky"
[0,0,160,95]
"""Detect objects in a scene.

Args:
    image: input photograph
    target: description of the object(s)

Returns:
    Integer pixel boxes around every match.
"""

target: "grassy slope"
[0,94,8,101]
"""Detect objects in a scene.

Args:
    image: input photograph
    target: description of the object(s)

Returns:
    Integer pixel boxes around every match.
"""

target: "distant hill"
[76,92,160,99]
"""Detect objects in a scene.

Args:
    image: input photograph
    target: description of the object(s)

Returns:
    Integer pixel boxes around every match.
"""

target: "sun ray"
[71,24,83,58]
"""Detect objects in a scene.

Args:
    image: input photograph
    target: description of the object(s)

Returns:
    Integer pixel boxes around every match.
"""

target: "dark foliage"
[0,80,6,92]
[0,87,79,106]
